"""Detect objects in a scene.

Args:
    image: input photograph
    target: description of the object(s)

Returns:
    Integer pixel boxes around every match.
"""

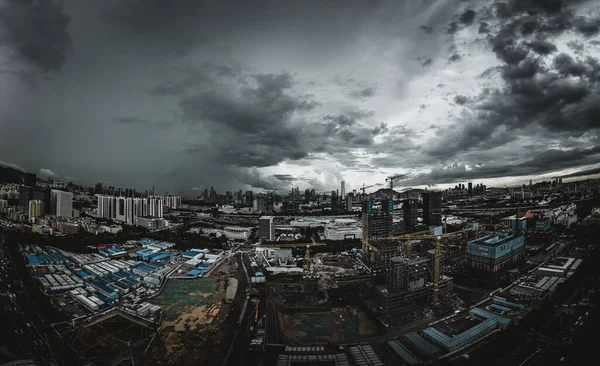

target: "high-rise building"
[259,216,274,241]
[149,196,164,218]
[253,196,266,213]
[28,200,43,218]
[165,196,181,209]
[331,190,339,214]
[51,189,73,218]
[341,181,346,199]
[422,191,442,226]
[403,199,418,229]
[0,200,8,214]
[346,194,353,212]
[95,183,104,195]
[468,182,473,197]
[19,185,50,214]
[265,192,274,215]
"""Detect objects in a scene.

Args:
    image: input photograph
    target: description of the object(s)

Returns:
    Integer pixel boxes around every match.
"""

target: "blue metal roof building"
[493,297,524,310]
[491,304,511,313]
[404,332,442,358]
[467,234,525,259]
[422,318,498,352]
[386,339,420,365]
[470,308,511,326]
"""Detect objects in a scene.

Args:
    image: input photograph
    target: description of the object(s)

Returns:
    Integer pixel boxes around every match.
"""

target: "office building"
[28,200,43,218]
[259,216,274,241]
[468,182,473,197]
[265,192,274,215]
[466,233,525,274]
[346,195,353,212]
[341,181,345,199]
[51,189,73,218]
[422,191,442,226]
[403,199,418,229]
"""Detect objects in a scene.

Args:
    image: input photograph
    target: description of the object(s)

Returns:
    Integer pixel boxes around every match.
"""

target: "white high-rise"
[165,196,181,209]
[149,196,164,218]
[341,181,346,199]
[97,195,116,219]
[51,189,73,218]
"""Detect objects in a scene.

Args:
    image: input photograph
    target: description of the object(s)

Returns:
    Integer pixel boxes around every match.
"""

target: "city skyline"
[2,0,600,195]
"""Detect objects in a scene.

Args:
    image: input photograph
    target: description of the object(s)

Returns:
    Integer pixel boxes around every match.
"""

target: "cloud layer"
[0,0,599,194]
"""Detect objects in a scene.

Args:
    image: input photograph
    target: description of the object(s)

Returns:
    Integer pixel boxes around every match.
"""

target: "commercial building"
[224,226,252,240]
[259,216,274,241]
[422,191,442,226]
[502,215,528,231]
[324,222,362,241]
[28,200,43,218]
[466,233,525,274]
[51,189,73,218]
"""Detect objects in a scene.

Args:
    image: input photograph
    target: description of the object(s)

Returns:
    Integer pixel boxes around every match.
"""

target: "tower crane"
[385,174,405,190]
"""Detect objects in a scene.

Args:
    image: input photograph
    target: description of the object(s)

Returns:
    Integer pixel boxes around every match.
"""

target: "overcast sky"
[1,0,600,195]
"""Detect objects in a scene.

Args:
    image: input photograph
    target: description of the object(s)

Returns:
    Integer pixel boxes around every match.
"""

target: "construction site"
[148,254,241,365]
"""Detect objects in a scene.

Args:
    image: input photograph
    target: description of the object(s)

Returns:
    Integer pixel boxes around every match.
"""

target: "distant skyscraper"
[403,199,418,229]
[259,216,274,241]
[341,181,346,199]
[51,189,73,218]
[468,182,473,197]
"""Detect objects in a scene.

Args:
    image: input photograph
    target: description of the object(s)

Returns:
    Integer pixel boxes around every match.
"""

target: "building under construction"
[376,247,453,319]
[362,199,394,264]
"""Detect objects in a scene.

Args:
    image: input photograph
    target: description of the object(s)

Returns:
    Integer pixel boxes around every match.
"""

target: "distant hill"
[0,165,35,185]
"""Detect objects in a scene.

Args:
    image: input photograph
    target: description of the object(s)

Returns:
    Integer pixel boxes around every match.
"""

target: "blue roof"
[493,297,525,309]
[26,254,39,263]
[405,332,442,357]
[198,263,211,269]
[187,268,202,276]
[491,304,511,313]
[181,251,200,257]
[75,270,90,278]
[386,340,420,365]
[423,318,498,350]
[470,307,511,325]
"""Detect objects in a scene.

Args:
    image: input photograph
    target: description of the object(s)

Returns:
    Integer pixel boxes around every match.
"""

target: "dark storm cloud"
[479,22,491,33]
[459,9,477,25]
[418,25,434,34]
[243,168,295,192]
[179,71,318,134]
[0,0,72,72]
[422,58,433,67]
[558,166,600,178]
[425,0,600,175]
[526,40,557,55]
[449,54,462,62]
[405,145,600,185]
[454,95,469,105]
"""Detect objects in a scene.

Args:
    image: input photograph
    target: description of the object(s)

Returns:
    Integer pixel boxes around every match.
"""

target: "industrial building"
[466,233,525,274]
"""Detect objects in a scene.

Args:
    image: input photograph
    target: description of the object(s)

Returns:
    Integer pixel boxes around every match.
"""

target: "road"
[223,253,254,366]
